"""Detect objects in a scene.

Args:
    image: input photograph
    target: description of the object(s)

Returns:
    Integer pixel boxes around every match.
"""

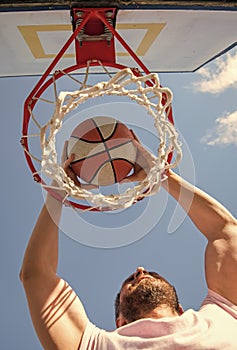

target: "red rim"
[22,63,174,211]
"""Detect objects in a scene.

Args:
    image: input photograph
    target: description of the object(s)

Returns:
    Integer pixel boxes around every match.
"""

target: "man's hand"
[121,131,156,183]
[62,141,98,190]
[61,140,81,186]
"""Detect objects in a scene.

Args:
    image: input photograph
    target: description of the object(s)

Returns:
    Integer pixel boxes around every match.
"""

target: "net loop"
[39,67,182,211]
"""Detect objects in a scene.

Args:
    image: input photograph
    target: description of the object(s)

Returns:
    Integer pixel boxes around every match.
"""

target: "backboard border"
[0,1,237,12]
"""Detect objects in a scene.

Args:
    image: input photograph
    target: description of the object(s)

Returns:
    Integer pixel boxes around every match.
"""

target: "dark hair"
[114,292,121,321]
[114,274,180,322]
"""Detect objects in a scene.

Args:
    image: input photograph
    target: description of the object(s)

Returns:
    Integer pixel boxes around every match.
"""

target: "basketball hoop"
[21,8,182,211]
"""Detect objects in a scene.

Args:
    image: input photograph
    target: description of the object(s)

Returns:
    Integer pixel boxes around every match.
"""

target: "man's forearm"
[163,170,236,241]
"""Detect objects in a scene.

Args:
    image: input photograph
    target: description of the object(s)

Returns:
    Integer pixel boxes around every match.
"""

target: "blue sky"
[0,46,237,349]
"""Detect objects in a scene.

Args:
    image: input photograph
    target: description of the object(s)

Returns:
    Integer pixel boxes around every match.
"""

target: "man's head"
[115,267,183,327]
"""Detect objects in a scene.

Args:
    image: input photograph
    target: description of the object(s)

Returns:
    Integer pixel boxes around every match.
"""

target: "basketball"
[67,116,137,186]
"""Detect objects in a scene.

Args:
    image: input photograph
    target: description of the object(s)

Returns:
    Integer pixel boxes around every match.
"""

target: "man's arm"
[20,188,88,350]
[124,138,237,305]
[163,170,237,305]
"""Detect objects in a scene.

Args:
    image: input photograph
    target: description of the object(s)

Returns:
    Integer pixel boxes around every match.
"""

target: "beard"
[120,278,168,323]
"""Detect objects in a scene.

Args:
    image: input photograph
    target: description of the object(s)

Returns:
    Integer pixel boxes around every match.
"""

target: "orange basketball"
[67,116,137,186]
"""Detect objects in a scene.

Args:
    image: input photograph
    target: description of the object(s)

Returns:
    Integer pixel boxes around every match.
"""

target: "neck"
[117,306,180,328]
[143,305,178,319]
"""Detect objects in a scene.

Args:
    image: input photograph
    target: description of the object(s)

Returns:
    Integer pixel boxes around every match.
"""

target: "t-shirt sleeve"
[79,320,102,350]
[201,289,237,319]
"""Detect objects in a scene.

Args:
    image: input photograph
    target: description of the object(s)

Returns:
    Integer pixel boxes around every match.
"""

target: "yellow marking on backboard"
[116,23,166,56]
[18,23,166,59]
[18,25,74,58]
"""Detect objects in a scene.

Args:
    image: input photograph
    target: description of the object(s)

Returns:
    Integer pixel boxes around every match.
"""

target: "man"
[20,139,237,349]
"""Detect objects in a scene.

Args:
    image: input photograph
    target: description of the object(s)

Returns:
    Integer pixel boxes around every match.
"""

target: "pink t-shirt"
[80,290,237,349]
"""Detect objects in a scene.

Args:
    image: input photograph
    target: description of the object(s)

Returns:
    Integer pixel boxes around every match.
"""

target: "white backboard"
[0,7,236,76]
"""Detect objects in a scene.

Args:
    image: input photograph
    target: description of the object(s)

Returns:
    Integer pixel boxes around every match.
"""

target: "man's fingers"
[120,167,148,183]
[61,141,100,190]
[120,175,135,184]
[63,154,73,169]
[61,140,69,164]
[81,183,99,190]
[132,139,150,156]
[68,153,75,163]
[130,129,141,143]
[133,140,156,166]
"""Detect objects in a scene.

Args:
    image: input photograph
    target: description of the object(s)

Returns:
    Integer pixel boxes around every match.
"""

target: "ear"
[177,304,184,315]
[116,315,127,328]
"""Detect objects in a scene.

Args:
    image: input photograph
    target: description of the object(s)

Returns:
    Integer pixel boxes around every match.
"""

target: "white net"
[24,67,182,211]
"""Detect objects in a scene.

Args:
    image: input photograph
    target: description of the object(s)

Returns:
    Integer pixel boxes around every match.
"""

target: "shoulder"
[79,321,102,350]
[200,289,237,320]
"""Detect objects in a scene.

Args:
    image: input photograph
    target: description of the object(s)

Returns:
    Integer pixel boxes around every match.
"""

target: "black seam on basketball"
[110,160,117,183]
[70,150,107,164]
[70,140,134,164]
[70,135,104,144]
[92,117,118,142]
[106,139,134,179]
[111,159,134,183]
[92,119,111,159]
[88,160,116,184]
[101,122,118,142]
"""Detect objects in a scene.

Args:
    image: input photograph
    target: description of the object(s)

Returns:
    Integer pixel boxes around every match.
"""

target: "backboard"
[0,1,237,76]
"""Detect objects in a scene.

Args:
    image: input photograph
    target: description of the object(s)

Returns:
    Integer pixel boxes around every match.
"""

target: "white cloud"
[193,50,237,94]
[201,111,237,146]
